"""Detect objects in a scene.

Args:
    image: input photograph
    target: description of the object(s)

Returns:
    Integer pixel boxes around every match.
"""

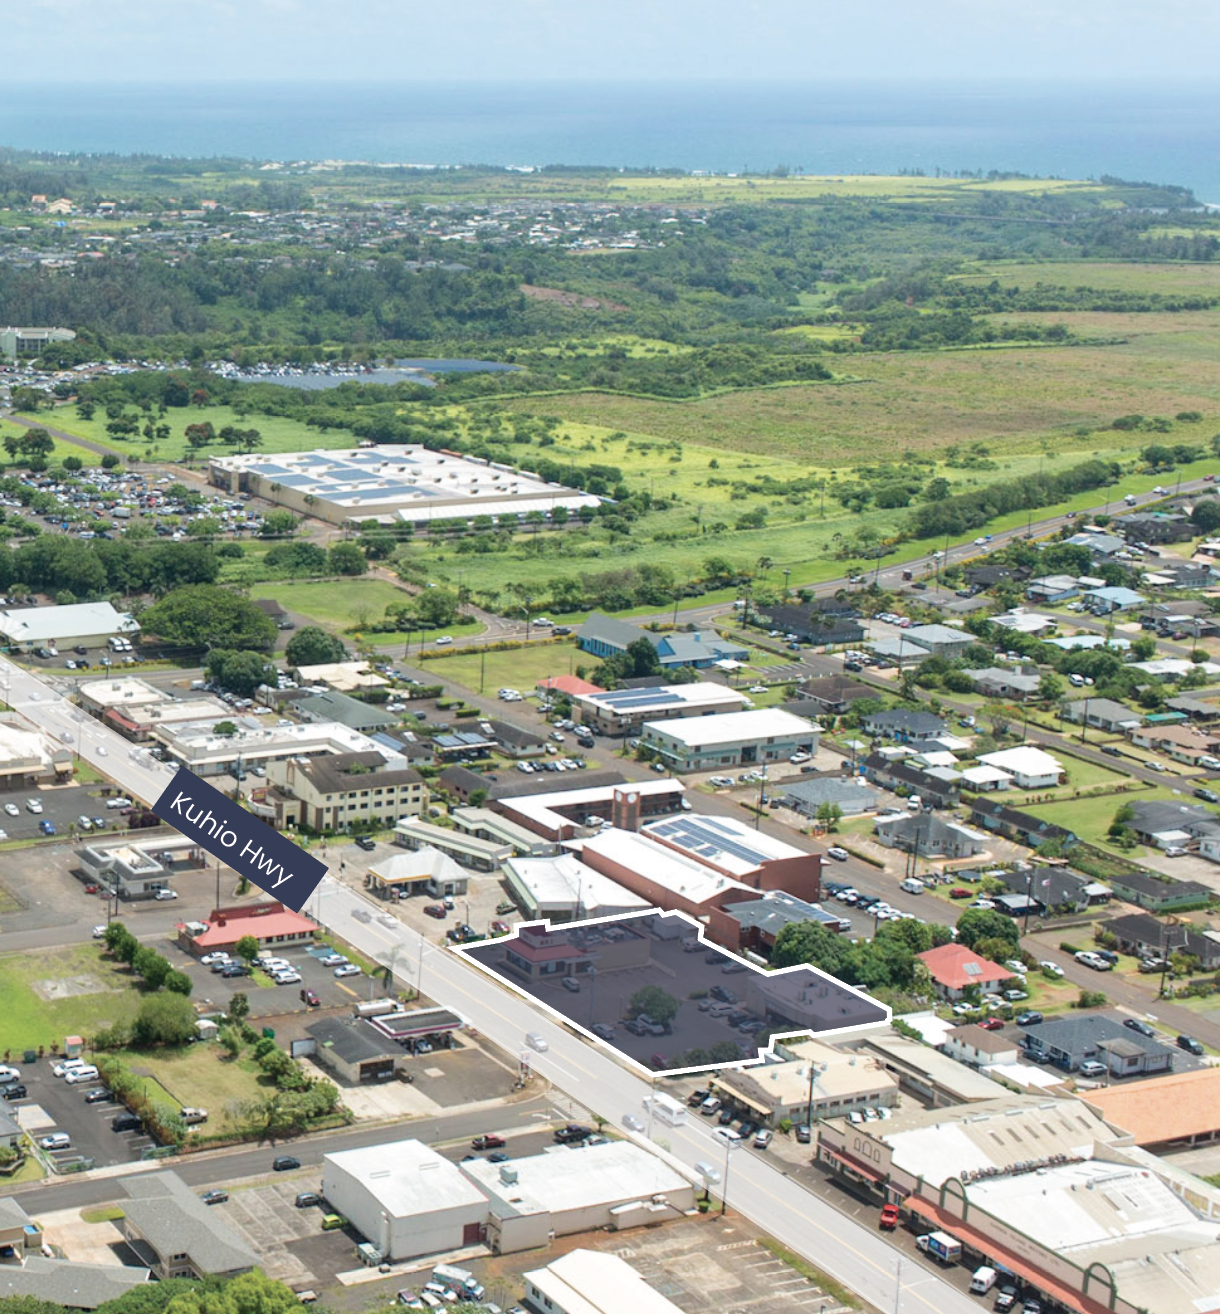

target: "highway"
[0,654,976,1314]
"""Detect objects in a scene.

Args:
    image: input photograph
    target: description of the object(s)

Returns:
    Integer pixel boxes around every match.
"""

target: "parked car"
[273,1155,301,1171]
[334,964,362,978]
[472,1135,506,1150]
[879,1204,900,1231]
[201,1189,229,1205]
[1015,1011,1043,1027]
[2,1085,27,1100]
[300,988,321,1007]
[354,836,376,852]
[1123,1018,1156,1038]
[1177,1034,1205,1056]
[40,1133,71,1150]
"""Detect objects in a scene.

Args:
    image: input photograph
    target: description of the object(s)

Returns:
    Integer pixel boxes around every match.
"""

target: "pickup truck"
[879,1204,900,1230]
[915,1231,962,1265]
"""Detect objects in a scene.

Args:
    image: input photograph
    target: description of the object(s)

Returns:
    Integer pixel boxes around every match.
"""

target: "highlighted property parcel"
[458,909,889,1076]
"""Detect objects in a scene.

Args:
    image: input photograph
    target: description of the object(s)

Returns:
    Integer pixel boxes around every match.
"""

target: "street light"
[719,1134,738,1215]
[804,1060,826,1128]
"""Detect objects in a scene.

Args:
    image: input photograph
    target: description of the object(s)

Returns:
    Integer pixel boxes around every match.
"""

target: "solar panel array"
[649,815,771,867]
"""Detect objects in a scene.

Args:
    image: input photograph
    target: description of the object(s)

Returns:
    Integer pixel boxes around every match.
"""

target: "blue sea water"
[0,80,1217,204]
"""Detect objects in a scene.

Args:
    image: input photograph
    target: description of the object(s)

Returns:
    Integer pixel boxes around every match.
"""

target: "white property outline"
[454,906,890,1077]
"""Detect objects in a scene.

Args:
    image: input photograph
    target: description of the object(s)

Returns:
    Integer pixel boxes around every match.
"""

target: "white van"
[900,877,925,894]
[708,1002,734,1018]
[969,1267,997,1295]
[65,1065,100,1084]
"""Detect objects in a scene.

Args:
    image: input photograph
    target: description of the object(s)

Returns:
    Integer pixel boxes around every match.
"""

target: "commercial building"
[119,1171,257,1279]
[209,445,601,529]
[500,921,651,985]
[264,751,426,832]
[503,852,650,922]
[523,1251,684,1314]
[178,901,318,957]
[461,1140,695,1254]
[394,816,512,871]
[292,689,400,734]
[76,678,232,741]
[321,1140,490,1261]
[576,613,748,670]
[1080,1066,1220,1150]
[641,708,820,773]
[941,1024,1021,1070]
[290,661,389,692]
[900,624,974,659]
[0,601,138,650]
[710,1037,897,1125]
[977,746,1064,789]
[0,717,71,790]
[744,966,889,1036]
[641,812,824,901]
[75,841,177,899]
[451,806,557,856]
[707,890,850,957]
[856,1032,1007,1106]
[571,682,750,737]
[815,1095,1220,1314]
[874,813,988,860]
[154,716,406,778]
[305,1017,404,1084]
[916,944,1013,1001]
[780,776,878,817]
[366,847,469,901]
[321,1138,694,1262]
[495,779,685,843]
[0,326,75,359]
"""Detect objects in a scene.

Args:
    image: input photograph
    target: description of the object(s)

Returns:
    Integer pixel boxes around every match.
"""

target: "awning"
[904,1199,1113,1314]
[820,1147,884,1184]
[710,1084,772,1118]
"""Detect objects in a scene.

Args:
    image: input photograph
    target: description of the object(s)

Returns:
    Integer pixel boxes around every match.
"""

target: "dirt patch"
[31,973,115,1001]
[522,284,628,312]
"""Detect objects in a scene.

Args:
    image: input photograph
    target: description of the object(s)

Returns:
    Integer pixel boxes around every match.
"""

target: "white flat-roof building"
[572,682,750,737]
[495,778,685,843]
[153,717,404,777]
[641,708,820,773]
[0,717,72,788]
[451,806,557,856]
[977,746,1064,789]
[523,1250,685,1314]
[0,601,138,649]
[503,852,651,921]
[291,661,388,692]
[209,445,602,528]
[394,816,512,872]
[321,1140,489,1261]
[461,1140,695,1255]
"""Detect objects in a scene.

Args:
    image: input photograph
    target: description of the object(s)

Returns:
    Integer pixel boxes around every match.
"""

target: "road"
[0,656,975,1314]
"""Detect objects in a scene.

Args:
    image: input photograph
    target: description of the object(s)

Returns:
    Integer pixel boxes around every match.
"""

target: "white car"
[273,971,302,985]
[92,925,107,938]
[623,1113,645,1133]
[25,799,43,814]
[525,1032,548,1052]
[714,1126,742,1145]
[826,846,849,862]
[201,952,229,966]
[0,1065,21,1081]
[333,964,362,978]
[52,1060,84,1077]
[789,752,811,764]
[3,803,17,817]
[435,636,453,646]
[106,797,133,809]
[1039,960,1065,978]
[39,1133,71,1150]
[154,888,178,900]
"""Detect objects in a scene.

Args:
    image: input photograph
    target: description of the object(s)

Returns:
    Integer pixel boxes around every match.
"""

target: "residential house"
[487,719,548,759]
[1165,694,1220,722]
[942,1024,1021,1070]
[990,609,1058,635]
[1128,724,1220,766]
[1082,586,1146,616]
[859,709,946,742]
[536,674,605,701]
[992,867,1111,914]
[965,564,1029,589]
[901,624,974,659]
[1118,512,1193,544]
[976,746,1064,788]
[1103,912,1220,970]
[780,776,878,817]
[1018,1015,1174,1077]
[790,676,875,717]
[968,800,1078,851]
[862,753,960,808]
[1105,867,1212,912]
[917,943,1012,1001]
[1062,698,1142,733]
[874,812,987,860]
[962,667,1042,700]
[1026,574,1082,603]
[1123,799,1216,848]
[1063,531,1126,559]
[868,636,931,667]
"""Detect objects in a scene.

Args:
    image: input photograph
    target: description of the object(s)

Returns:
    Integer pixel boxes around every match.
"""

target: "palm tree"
[757,556,774,579]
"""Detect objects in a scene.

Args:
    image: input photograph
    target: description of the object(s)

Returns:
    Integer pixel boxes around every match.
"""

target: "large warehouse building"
[209,446,602,528]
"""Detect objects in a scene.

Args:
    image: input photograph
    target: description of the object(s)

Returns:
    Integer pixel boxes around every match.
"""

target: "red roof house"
[537,675,604,698]
[182,901,318,955]
[917,943,1012,999]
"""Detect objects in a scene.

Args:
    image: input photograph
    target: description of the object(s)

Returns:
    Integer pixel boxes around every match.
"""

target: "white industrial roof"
[575,682,749,715]
[578,828,755,904]
[156,718,402,766]
[640,812,809,877]
[462,1140,689,1217]
[498,778,684,835]
[977,746,1063,777]
[643,707,819,748]
[504,852,650,914]
[525,1251,684,1314]
[323,1139,487,1217]
[0,601,138,644]
[368,846,467,886]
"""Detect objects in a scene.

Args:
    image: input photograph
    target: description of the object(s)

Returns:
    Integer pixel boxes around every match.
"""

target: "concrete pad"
[14,1103,56,1132]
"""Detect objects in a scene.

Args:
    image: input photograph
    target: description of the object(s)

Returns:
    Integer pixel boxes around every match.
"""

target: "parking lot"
[0,782,110,844]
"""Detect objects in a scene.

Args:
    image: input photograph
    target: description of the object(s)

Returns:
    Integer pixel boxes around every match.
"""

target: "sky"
[7,0,1219,83]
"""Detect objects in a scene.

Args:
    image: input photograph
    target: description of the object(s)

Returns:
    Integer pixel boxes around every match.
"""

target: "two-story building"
[264,751,426,832]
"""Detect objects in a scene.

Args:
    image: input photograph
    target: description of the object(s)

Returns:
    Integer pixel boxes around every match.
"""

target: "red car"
[300,988,320,1007]
[423,904,446,919]
[879,1204,900,1230]
[949,887,972,899]
[977,1017,1005,1031]
[471,1135,506,1150]
[489,920,510,935]
[84,884,99,894]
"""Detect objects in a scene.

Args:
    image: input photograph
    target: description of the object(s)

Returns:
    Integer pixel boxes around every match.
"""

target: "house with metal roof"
[780,775,879,816]
[572,681,749,736]
[576,613,747,668]
[1082,585,1146,615]
[1018,1014,1175,1077]
[641,707,820,772]
[0,600,139,649]
[294,689,399,733]
[1062,697,1143,733]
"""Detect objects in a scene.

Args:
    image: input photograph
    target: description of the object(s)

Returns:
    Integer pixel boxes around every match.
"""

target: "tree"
[954,908,1020,952]
[62,455,83,472]
[627,984,680,1027]
[234,935,260,965]
[164,969,192,996]
[184,421,216,450]
[20,429,54,460]
[1038,672,1064,702]
[212,720,238,738]
[139,585,277,651]
[327,542,367,576]
[205,648,277,696]
[285,627,347,667]
[623,636,662,678]
[258,509,298,538]
[815,801,843,831]
[131,992,197,1046]
[1191,497,1220,534]
[229,992,251,1021]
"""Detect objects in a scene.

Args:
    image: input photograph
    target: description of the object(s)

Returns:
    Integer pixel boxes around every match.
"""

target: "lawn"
[1026,788,1186,852]
[24,403,354,465]
[250,578,415,631]
[111,1042,270,1133]
[0,945,144,1053]
[423,641,581,696]
[950,260,1220,298]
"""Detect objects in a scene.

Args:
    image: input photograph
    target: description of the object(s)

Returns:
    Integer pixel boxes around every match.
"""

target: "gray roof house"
[860,709,946,742]
[577,612,748,669]
[0,1256,150,1308]
[963,667,1042,700]
[1062,698,1143,733]
[780,777,878,817]
[1125,800,1216,845]
[1019,1014,1175,1077]
[901,624,974,658]
[294,689,398,733]
[1105,868,1213,913]
[120,1171,258,1280]
[1104,913,1220,970]
[875,812,988,860]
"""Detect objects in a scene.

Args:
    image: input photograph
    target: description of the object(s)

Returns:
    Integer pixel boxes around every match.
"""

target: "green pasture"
[420,642,581,695]
[0,945,145,1053]
[951,260,1220,297]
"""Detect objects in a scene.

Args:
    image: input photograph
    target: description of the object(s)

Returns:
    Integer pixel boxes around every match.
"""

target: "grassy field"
[1026,788,1186,852]
[111,1042,269,1133]
[250,579,415,631]
[951,260,1220,297]
[0,945,143,1052]
[598,174,1107,205]
[422,641,581,694]
[27,403,353,465]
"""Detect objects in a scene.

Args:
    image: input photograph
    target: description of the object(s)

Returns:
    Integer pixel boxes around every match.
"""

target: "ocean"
[0,80,1217,204]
